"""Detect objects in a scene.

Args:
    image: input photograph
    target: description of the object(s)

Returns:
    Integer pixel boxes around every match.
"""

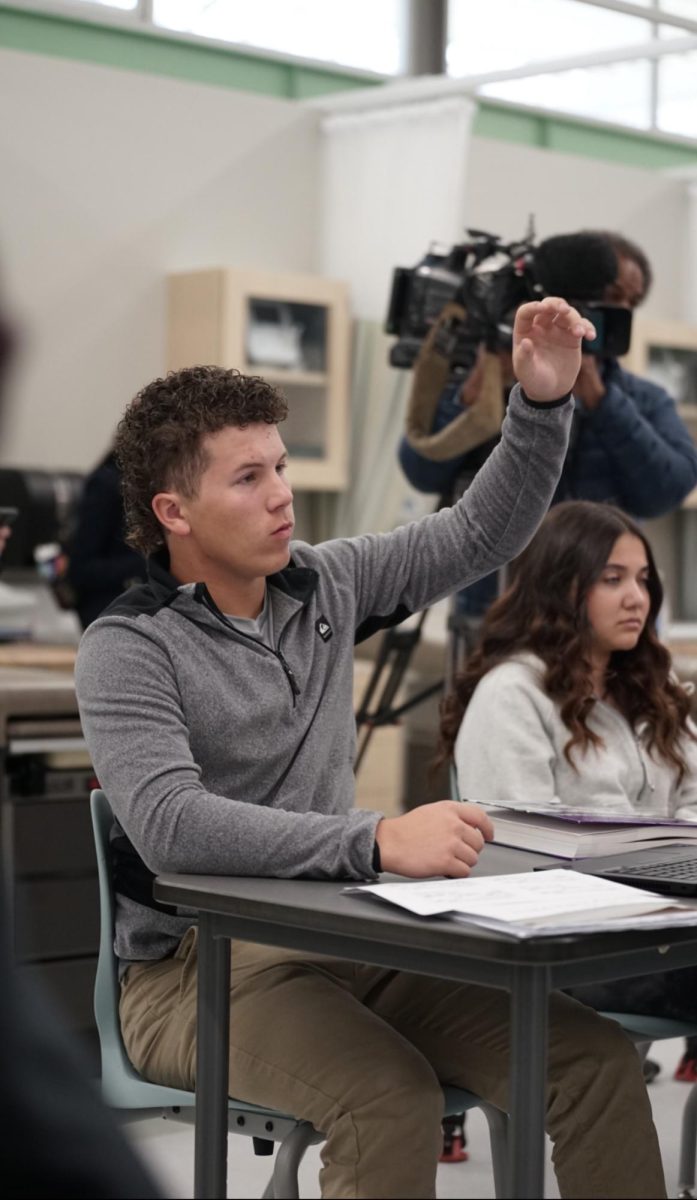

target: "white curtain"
[315,90,476,537]
[313,319,435,543]
[319,95,476,321]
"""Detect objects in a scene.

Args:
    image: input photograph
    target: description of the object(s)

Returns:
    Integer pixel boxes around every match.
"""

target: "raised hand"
[512,296,596,403]
[375,800,495,879]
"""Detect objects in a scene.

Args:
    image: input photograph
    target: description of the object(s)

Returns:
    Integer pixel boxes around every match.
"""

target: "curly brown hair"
[115,365,288,555]
[438,501,694,780]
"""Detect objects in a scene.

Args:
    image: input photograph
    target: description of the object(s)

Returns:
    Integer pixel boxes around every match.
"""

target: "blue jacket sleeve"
[583,365,697,517]
[397,436,465,495]
[397,380,468,495]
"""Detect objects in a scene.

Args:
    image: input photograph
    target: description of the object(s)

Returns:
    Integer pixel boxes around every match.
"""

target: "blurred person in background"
[0,265,160,1198]
[67,444,146,629]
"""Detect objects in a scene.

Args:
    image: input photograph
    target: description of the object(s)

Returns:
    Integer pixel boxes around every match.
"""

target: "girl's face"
[585,533,652,659]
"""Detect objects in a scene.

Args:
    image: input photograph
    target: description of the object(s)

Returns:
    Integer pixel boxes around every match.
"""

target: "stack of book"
[479,804,697,860]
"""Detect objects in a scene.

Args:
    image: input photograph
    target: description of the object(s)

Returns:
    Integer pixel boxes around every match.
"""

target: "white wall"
[318,95,475,320]
[1,45,693,479]
[463,137,688,320]
[0,49,320,470]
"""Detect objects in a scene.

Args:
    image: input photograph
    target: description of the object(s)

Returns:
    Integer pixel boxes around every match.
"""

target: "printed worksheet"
[346,870,697,937]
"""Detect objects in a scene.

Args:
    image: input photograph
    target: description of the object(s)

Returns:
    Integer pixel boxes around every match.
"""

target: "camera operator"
[571,229,649,409]
[397,230,697,624]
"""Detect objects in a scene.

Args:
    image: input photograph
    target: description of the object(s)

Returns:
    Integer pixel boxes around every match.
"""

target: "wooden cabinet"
[167,268,350,490]
[622,317,697,622]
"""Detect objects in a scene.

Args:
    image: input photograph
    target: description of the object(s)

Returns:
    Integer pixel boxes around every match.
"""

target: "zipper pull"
[277,651,300,701]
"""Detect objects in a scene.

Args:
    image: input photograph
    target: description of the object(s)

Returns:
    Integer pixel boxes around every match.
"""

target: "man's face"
[604,255,645,310]
[171,423,294,589]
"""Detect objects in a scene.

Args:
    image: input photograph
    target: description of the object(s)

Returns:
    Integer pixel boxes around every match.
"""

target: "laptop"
[548,845,697,897]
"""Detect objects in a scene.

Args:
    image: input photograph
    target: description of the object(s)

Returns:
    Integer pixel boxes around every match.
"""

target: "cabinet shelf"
[622,317,697,511]
[250,367,329,387]
[167,267,350,491]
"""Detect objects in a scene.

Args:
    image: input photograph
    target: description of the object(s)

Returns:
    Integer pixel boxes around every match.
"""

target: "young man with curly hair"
[75,298,667,1200]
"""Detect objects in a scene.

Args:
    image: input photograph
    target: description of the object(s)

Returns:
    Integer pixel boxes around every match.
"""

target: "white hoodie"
[455,651,697,822]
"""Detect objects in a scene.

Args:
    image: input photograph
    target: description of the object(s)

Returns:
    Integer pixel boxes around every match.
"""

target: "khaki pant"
[120,928,666,1200]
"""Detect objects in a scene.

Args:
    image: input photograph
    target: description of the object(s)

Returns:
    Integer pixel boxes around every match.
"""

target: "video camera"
[385,225,632,375]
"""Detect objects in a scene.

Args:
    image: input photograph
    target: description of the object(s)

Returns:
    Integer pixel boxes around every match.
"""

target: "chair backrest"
[89,788,194,1108]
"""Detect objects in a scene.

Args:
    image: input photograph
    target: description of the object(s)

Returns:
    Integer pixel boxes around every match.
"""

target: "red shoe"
[675,1053,697,1083]
[439,1131,469,1164]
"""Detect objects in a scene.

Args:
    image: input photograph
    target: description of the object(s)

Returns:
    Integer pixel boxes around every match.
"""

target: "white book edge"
[484,809,697,860]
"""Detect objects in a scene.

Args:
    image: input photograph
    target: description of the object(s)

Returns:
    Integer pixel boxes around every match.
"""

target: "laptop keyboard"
[604,859,697,881]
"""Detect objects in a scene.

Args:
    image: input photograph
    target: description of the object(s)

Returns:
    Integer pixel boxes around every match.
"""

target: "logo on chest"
[315,615,333,642]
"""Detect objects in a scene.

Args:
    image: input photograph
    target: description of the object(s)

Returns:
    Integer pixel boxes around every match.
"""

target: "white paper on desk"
[347,870,697,936]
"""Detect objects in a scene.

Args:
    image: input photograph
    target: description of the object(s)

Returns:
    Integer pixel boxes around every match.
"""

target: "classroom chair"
[91,789,508,1198]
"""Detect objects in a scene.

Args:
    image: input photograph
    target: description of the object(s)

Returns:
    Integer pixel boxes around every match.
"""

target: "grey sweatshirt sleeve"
[314,385,572,627]
[75,622,382,881]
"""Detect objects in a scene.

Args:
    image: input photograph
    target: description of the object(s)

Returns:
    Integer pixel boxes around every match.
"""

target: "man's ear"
[151,492,191,539]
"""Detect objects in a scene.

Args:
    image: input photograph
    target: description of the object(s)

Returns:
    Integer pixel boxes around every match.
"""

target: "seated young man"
[76,299,666,1200]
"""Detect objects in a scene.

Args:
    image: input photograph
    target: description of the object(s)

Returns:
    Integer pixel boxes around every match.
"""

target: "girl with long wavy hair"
[439,499,697,1019]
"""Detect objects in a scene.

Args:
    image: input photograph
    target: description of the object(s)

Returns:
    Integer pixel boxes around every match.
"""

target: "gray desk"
[155,847,697,1200]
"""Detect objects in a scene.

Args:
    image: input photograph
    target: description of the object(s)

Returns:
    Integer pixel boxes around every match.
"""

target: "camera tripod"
[353,477,508,774]
[353,591,484,774]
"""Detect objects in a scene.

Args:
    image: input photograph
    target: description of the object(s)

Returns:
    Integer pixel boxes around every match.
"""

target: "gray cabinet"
[0,669,99,1056]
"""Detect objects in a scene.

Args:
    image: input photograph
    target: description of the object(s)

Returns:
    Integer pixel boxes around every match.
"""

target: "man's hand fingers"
[516,297,595,343]
[539,308,596,342]
[450,838,480,869]
[456,802,495,842]
[443,860,474,879]
[455,823,485,855]
[515,297,570,333]
[376,800,495,878]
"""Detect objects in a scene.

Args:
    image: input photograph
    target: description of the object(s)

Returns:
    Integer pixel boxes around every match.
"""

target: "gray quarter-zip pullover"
[76,385,572,962]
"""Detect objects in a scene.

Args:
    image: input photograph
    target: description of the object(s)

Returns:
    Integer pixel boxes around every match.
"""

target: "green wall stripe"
[0,5,375,97]
[2,3,697,168]
[543,119,697,170]
[472,102,697,169]
[472,104,547,149]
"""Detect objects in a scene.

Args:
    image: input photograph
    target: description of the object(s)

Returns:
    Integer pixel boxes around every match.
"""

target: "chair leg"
[678,1083,697,1199]
[269,1121,323,1200]
[479,1101,509,1200]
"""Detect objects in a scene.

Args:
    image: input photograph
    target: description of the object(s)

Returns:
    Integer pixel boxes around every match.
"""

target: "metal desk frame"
[155,849,697,1200]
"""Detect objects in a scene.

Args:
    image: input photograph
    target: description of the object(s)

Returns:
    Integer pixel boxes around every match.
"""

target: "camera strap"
[404,303,504,461]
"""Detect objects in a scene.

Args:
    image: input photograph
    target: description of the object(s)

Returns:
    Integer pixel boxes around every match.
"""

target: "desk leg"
[0,750,15,946]
[507,964,549,1200]
[195,914,231,1200]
